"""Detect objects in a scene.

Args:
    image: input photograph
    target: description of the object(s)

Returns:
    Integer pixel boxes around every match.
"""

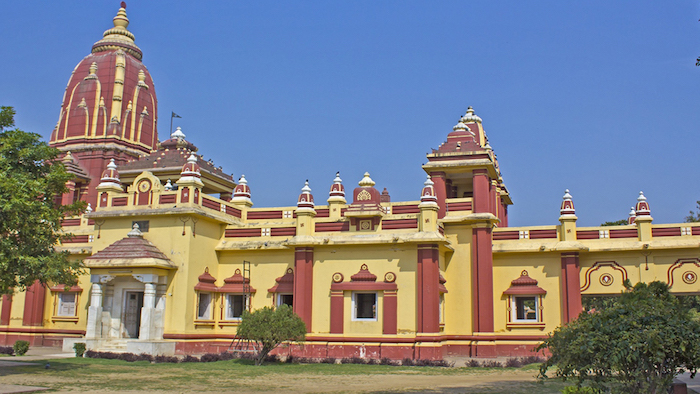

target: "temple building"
[2,4,699,359]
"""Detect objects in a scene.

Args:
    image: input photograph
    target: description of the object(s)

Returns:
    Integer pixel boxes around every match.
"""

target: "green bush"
[13,340,29,356]
[561,386,600,394]
[73,342,86,357]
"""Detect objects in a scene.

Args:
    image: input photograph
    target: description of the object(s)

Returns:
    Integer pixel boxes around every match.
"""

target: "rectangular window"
[513,296,538,321]
[57,293,77,316]
[277,294,293,307]
[197,293,212,320]
[225,294,247,320]
[353,292,377,320]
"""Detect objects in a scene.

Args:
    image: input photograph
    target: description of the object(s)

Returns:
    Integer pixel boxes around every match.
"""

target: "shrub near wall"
[13,341,29,356]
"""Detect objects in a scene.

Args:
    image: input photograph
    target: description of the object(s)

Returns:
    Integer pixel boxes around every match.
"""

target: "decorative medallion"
[138,179,151,193]
[682,271,697,285]
[360,220,371,231]
[599,273,613,286]
[332,272,344,283]
[384,272,396,283]
[357,189,372,201]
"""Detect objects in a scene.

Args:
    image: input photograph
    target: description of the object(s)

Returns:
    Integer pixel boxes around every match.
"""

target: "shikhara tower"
[50,2,158,208]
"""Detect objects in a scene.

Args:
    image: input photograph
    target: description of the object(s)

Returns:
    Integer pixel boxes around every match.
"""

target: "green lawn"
[0,358,572,393]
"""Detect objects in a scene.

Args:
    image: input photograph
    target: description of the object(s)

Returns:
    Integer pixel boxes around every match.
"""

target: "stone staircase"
[98,339,129,352]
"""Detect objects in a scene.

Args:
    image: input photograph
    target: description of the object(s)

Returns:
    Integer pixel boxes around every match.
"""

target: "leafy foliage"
[73,342,86,357]
[0,106,84,294]
[236,304,306,365]
[538,281,700,394]
[13,340,29,356]
[600,219,628,226]
[685,200,700,222]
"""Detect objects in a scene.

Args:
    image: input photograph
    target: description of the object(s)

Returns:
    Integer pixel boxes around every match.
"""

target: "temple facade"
[2,4,699,359]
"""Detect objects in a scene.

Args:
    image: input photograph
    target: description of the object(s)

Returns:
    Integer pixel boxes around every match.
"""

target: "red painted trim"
[383,290,397,335]
[0,295,12,326]
[294,247,314,332]
[609,229,638,238]
[60,218,81,227]
[417,244,440,333]
[247,210,283,220]
[225,206,242,218]
[270,227,296,237]
[315,209,330,218]
[224,228,262,238]
[472,169,490,214]
[331,282,398,291]
[560,253,582,323]
[330,290,344,334]
[111,196,128,207]
[472,228,494,333]
[576,230,599,239]
[315,222,350,232]
[446,201,472,212]
[391,205,420,214]
[667,258,700,287]
[529,229,557,239]
[0,327,85,335]
[22,281,46,327]
[201,197,220,211]
[159,194,177,204]
[493,231,519,240]
[429,173,447,219]
[62,235,90,244]
[652,227,682,237]
[580,261,628,291]
[382,218,418,230]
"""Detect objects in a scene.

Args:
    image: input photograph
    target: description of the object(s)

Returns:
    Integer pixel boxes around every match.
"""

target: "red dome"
[50,5,158,154]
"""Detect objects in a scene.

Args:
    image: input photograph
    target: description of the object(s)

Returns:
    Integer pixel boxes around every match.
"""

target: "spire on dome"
[180,154,201,178]
[127,222,143,238]
[231,175,252,205]
[358,172,376,187]
[171,126,186,139]
[420,175,438,204]
[329,172,345,198]
[560,189,575,216]
[628,207,636,225]
[91,3,143,60]
[297,180,315,209]
[98,158,122,189]
[635,191,650,216]
[460,106,482,124]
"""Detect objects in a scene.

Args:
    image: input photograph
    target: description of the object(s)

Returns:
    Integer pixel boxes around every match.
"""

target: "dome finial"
[358,172,376,187]
[92,3,142,60]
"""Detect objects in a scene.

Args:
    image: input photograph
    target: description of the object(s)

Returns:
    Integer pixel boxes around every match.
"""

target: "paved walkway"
[0,347,74,394]
[677,372,700,393]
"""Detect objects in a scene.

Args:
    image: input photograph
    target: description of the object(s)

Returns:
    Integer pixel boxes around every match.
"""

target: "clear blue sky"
[2,1,699,227]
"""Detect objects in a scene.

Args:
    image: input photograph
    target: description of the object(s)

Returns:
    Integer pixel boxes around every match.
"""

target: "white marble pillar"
[86,282,104,339]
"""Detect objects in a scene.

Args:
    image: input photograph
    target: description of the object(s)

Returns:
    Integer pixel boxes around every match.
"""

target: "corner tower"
[50,3,158,207]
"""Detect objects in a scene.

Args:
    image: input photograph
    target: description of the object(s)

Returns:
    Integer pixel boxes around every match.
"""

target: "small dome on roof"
[297,180,315,208]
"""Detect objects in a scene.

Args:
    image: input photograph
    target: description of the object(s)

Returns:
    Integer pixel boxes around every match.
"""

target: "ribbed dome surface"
[50,4,158,153]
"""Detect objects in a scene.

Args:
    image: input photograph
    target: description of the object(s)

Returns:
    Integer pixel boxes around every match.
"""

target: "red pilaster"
[429,172,447,218]
[180,187,190,203]
[22,281,46,327]
[61,180,76,206]
[293,247,314,332]
[330,290,344,334]
[99,192,109,208]
[383,290,398,335]
[472,169,490,214]
[471,227,494,333]
[560,252,582,322]
[417,244,440,333]
[0,294,12,325]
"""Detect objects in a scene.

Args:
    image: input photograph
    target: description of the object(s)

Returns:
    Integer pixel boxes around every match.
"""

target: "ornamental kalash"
[2,4,699,359]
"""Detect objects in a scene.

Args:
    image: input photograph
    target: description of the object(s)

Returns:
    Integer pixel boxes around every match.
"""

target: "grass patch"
[0,357,571,393]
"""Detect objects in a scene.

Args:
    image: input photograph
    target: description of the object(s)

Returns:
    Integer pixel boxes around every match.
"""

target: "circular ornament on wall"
[682,271,697,285]
[360,221,371,230]
[332,272,344,283]
[384,272,396,283]
[599,273,614,286]
[138,179,151,193]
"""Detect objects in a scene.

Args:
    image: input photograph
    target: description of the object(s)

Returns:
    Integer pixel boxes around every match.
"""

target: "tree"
[537,281,700,394]
[0,106,84,294]
[236,304,306,365]
[600,219,628,226]
[685,201,700,222]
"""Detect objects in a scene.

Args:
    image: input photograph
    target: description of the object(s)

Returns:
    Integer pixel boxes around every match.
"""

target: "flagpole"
[170,112,174,137]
